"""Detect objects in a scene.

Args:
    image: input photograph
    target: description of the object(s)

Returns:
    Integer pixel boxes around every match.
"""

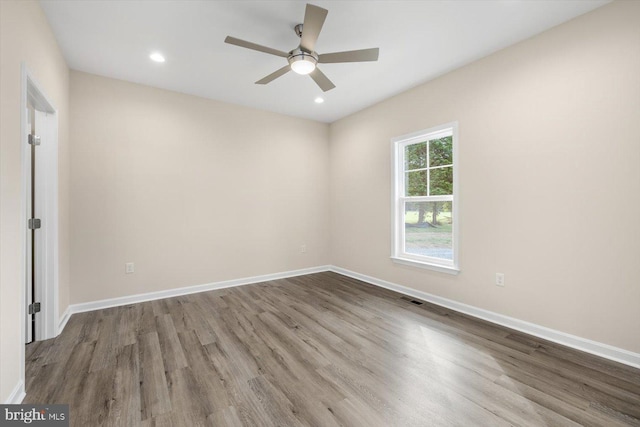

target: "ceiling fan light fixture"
[291,59,316,75]
[288,49,318,75]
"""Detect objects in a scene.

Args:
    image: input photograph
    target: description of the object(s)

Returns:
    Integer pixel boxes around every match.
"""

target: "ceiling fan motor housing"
[288,47,318,66]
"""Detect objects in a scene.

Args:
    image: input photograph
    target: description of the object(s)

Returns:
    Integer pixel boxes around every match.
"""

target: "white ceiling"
[40,0,609,123]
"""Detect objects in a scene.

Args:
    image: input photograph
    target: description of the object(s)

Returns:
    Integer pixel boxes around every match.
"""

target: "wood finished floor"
[25,272,640,426]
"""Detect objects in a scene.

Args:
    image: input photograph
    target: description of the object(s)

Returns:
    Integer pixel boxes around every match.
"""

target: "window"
[392,123,459,274]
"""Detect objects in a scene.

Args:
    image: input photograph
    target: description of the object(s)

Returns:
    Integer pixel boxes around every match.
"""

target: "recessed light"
[314,97,324,104]
[149,52,165,63]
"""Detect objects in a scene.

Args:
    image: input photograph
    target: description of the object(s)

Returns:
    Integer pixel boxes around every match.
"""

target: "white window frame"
[391,122,459,274]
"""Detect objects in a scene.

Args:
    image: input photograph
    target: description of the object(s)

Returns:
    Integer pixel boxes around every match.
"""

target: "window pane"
[406,170,428,196]
[405,142,427,170]
[429,136,453,167]
[429,166,453,196]
[404,201,453,260]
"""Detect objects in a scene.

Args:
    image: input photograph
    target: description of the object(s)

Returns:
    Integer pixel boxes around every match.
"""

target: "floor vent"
[410,299,423,305]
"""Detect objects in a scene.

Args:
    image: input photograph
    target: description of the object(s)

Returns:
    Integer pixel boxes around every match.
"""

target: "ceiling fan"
[224,3,379,92]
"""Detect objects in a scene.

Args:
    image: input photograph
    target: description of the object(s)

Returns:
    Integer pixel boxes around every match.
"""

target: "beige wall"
[0,1,70,402]
[69,71,330,304]
[329,0,640,353]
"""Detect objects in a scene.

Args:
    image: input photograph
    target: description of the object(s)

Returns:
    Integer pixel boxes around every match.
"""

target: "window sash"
[397,198,455,266]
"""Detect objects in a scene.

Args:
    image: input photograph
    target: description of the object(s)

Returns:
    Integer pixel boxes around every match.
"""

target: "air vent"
[400,296,425,306]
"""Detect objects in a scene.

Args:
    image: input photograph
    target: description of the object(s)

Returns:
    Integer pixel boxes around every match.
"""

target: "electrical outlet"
[496,273,505,287]
[300,244,307,253]
[125,262,135,274]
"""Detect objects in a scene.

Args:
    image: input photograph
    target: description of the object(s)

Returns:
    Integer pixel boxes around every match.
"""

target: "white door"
[25,108,51,343]
[23,68,60,345]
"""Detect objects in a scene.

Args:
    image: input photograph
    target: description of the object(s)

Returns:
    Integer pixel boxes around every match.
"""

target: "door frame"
[20,62,60,355]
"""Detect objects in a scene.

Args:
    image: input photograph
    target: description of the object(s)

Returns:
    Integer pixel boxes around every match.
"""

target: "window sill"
[390,257,460,275]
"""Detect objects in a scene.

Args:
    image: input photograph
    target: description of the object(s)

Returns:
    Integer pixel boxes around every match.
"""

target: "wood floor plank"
[139,332,172,421]
[247,375,306,427]
[108,343,141,427]
[23,272,640,427]
[155,314,188,372]
[166,297,190,333]
[495,374,636,427]
[135,302,158,337]
[116,306,138,348]
[316,362,463,427]
[202,341,274,426]
[329,398,386,427]
[177,330,231,412]
[88,312,119,373]
[164,367,215,425]
[24,341,96,408]
[207,406,244,427]
[184,299,219,346]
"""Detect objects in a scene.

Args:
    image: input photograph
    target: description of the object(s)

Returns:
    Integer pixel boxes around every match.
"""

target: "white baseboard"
[330,266,640,369]
[4,381,25,404]
[67,266,331,316]
[58,306,71,335]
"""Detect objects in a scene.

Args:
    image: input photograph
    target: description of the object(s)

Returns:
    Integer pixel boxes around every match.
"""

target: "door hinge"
[28,302,41,315]
[28,134,41,146]
[28,218,41,229]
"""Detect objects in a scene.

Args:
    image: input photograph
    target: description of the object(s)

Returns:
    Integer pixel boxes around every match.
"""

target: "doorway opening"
[21,64,60,347]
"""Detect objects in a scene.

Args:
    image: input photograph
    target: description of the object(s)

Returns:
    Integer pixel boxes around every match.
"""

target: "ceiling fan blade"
[255,66,291,85]
[319,48,379,63]
[309,68,335,92]
[300,4,328,53]
[224,36,288,58]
